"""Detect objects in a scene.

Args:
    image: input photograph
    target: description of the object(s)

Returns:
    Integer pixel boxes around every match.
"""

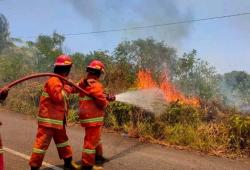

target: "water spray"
[115,88,167,113]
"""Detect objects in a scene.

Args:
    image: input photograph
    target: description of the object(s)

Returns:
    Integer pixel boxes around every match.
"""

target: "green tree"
[71,52,85,78]
[114,38,178,81]
[222,71,250,105]
[28,32,65,72]
[0,47,36,84]
[0,14,11,53]
[175,50,219,100]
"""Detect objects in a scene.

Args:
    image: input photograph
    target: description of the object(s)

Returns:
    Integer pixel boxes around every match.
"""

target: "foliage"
[4,82,42,115]
[27,32,65,72]
[221,71,250,106]
[105,102,132,128]
[0,47,37,85]
[114,38,177,81]
[229,114,250,150]
[175,50,219,101]
[104,101,231,153]
[160,102,202,126]
[0,14,12,53]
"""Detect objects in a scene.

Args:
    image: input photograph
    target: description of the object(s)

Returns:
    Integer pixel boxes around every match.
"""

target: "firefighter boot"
[95,155,109,165]
[64,157,80,170]
[81,166,93,170]
[93,165,103,170]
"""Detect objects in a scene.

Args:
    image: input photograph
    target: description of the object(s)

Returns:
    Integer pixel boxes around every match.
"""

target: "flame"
[137,70,200,107]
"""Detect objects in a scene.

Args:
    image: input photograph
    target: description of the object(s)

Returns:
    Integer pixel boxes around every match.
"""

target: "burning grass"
[137,70,200,107]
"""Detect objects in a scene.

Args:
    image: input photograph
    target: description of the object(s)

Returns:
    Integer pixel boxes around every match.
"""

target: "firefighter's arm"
[63,78,81,94]
[87,81,108,109]
[47,77,65,103]
[64,78,84,94]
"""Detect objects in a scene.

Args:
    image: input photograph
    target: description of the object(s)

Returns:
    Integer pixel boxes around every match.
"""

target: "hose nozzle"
[105,93,116,102]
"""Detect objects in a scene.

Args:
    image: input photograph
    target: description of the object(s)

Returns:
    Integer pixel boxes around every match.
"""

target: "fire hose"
[0,73,116,102]
[0,73,89,101]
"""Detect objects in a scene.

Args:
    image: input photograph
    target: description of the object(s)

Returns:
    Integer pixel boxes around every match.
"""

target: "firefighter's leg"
[94,127,107,165]
[82,126,101,168]
[53,127,72,159]
[29,126,52,169]
[95,126,102,157]
[0,134,4,170]
[53,127,79,169]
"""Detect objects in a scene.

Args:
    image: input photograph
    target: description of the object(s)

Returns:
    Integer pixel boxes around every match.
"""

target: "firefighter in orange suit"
[77,60,115,170]
[0,87,9,170]
[29,55,78,170]
[0,124,4,170]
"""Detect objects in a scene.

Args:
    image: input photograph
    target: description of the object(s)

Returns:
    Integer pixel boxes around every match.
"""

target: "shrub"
[160,102,202,126]
[105,102,133,127]
[67,109,79,123]
[228,114,250,151]
[5,82,42,115]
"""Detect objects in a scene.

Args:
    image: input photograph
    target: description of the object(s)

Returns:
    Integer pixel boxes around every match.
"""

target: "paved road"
[0,110,249,170]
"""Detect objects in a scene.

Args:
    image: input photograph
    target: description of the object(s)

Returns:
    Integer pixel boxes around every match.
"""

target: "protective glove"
[106,93,116,102]
[0,87,9,102]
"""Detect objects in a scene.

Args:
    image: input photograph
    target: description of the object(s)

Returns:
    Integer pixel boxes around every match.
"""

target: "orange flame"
[137,70,200,107]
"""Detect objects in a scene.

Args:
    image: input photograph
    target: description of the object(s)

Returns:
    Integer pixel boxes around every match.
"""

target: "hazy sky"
[0,0,250,73]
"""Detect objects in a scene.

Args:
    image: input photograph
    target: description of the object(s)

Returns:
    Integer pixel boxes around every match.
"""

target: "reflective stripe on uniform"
[80,117,104,124]
[32,148,46,154]
[79,96,93,101]
[0,148,3,154]
[56,141,69,148]
[37,116,63,126]
[82,148,96,154]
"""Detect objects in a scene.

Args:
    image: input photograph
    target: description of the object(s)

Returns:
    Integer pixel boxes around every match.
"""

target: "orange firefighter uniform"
[29,77,72,167]
[0,88,9,170]
[0,134,4,170]
[78,78,108,167]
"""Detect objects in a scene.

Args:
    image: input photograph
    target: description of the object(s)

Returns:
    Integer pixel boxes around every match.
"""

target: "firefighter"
[29,55,78,170]
[0,129,3,170]
[77,60,115,170]
[0,87,9,170]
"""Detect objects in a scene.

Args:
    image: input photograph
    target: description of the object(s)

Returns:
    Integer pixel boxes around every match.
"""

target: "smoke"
[219,80,250,113]
[116,88,167,114]
[65,0,192,44]
[219,81,242,107]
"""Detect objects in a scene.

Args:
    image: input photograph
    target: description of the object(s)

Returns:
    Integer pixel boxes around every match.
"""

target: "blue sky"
[0,0,250,73]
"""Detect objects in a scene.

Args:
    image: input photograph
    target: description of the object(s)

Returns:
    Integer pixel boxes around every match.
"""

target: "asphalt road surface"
[0,110,249,170]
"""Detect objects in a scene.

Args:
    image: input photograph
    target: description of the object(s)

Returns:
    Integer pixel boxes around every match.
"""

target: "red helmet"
[54,55,72,66]
[87,60,105,72]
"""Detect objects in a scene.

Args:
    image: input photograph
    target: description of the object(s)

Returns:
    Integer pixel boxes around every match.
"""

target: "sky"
[0,0,250,74]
